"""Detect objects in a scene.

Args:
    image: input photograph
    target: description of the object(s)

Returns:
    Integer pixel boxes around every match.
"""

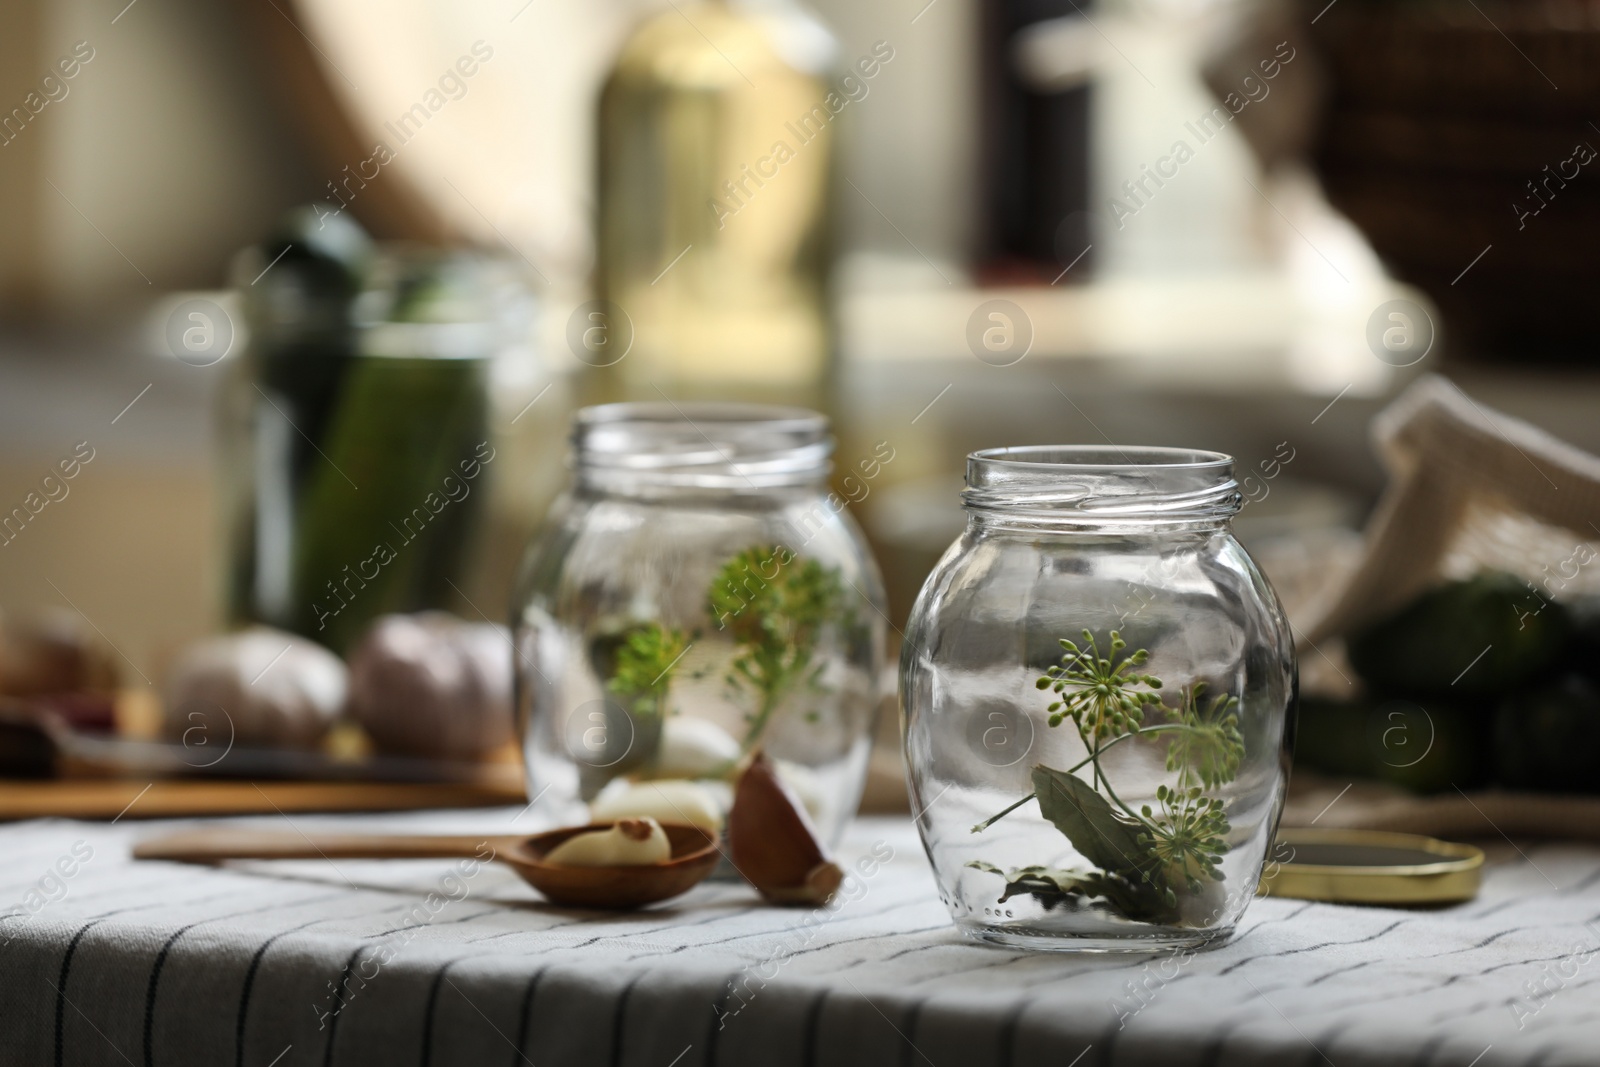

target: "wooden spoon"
[133,821,720,909]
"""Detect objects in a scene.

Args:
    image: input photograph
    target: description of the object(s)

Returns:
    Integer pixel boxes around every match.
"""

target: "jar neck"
[573,472,831,502]
[571,401,833,499]
[966,512,1232,536]
[961,446,1241,532]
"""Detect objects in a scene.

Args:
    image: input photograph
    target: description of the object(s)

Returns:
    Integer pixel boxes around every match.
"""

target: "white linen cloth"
[1,812,1596,1067]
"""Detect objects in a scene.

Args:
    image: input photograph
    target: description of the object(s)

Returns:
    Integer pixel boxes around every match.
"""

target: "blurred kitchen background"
[3,0,1599,685]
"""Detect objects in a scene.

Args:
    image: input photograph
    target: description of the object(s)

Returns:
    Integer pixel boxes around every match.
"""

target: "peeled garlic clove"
[345,613,514,760]
[543,818,671,867]
[728,751,843,906]
[163,629,346,749]
[590,778,724,835]
[695,778,734,816]
[653,717,741,779]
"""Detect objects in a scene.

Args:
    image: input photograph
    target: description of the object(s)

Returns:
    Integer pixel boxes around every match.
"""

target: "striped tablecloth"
[1,810,1597,1067]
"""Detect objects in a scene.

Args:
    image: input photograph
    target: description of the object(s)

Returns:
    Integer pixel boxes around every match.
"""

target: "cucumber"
[1295,695,1489,794]
[1346,572,1573,699]
[1493,673,1600,793]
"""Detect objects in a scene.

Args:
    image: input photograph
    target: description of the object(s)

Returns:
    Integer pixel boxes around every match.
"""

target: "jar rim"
[572,401,833,490]
[968,445,1233,471]
[577,401,827,435]
[963,444,1240,524]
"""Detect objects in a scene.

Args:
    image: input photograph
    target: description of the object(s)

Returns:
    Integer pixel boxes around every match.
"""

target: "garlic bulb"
[0,609,117,697]
[544,818,671,867]
[163,629,346,749]
[590,778,725,834]
[346,613,514,760]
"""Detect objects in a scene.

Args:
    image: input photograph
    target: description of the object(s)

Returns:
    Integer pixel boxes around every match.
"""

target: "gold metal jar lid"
[1261,828,1485,905]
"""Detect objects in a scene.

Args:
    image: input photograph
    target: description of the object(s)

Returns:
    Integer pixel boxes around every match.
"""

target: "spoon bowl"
[134,820,721,910]
[509,822,719,908]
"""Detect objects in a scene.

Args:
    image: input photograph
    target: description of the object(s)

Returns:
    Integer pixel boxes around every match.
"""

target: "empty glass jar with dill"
[902,447,1296,950]
[512,404,887,845]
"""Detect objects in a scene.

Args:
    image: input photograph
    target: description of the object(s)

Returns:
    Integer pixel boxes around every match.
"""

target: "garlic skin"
[590,778,725,834]
[652,717,741,779]
[543,818,671,867]
[728,751,843,906]
[770,758,829,827]
[163,629,346,749]
[346,613,514,759]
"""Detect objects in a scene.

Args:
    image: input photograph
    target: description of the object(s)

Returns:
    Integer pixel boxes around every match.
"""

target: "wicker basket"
[1310,0,1600,362]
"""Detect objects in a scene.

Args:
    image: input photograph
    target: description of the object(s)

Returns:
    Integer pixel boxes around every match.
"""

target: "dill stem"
[969,792,1036,832]
[968,723,1189,833]
[742,686,783,748]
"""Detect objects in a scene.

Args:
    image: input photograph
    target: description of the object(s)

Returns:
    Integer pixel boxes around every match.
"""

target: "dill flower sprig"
[1164,683,1245,791]
[707,546,843,747]
[1036,630,1165,739]
[970,630,1244,922]
[605,622,688,720]
[1140,783,1230,893]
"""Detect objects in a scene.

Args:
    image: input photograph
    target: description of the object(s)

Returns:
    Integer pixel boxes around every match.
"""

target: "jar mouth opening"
[573,402,833,490]
[969,445,1233,471]
[963,444,1240,523]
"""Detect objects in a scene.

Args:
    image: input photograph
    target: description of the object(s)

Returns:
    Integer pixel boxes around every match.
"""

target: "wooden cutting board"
[0,778,527,821]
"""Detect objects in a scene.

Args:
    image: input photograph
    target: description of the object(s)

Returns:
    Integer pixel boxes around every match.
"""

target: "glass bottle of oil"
[594,0,839,411]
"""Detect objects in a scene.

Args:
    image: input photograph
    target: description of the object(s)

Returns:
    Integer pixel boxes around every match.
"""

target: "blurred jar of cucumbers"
[222,209,532,653]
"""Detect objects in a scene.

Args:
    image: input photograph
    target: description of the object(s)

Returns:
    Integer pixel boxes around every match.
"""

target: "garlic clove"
[652,717,741,779]
[589,778,725,835]
[696,778,734,816]
[728,751,843,906]
[543,818,671,867]
[518,822,720,908]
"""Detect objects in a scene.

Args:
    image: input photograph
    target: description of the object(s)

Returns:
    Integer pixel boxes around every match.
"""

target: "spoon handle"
[134,828,510,864]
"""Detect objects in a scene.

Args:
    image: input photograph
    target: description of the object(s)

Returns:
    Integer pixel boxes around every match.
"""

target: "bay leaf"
[1031,764,1164,891]
[966,862,1179,923]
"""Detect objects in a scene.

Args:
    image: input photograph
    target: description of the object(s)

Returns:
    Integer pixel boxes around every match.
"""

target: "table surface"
[1,811,1596,1067]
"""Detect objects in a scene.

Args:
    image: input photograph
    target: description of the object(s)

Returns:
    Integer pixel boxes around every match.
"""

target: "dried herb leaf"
[966,861,1178,923]
[1031,765,1168,897]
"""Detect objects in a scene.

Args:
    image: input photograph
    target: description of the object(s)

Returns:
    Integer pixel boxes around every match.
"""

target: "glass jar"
[902,447,1296,951]
[223,212,527,653]
[513,403,886,845]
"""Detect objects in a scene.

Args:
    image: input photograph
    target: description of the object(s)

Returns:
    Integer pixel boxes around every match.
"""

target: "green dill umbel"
[968,630,1244,921]
[1041,630,1163,789]
[707,545,844,746]
[1165,683,1243,791]
[605,622,689,720]
[591,546,846,769]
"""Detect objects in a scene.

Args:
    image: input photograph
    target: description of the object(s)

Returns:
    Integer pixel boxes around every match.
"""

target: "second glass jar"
[902,446,1296,950]
[513,403,887,844]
